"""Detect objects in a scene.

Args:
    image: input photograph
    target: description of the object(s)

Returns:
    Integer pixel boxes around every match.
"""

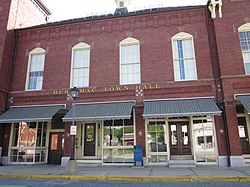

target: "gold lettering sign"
[52,84,160,95]
[104,86,129,92]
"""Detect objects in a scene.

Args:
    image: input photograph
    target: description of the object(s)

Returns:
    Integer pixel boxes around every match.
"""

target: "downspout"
[205,6,231,166]
[5,30,18,110]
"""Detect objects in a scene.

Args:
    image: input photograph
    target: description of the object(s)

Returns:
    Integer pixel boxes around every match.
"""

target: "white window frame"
[119,37,141,85]
[171,32,197,81]
[70,42,90,88]
[25,47,46,91]
[238,23,250,75]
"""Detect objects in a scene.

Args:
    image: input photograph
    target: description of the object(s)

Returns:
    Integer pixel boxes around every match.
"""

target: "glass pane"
[123,124,134,146]
[196,155,206,162]
[158,155,167,163]
[10,149,18,162]
[27,122,36,147]
[113,123,123,146]
[238,125,246,138]
[86,125,95,142]
[30,54,45,71]
[103,125,111,146]
[61,134,65,150]
[182,125,188,145]
[103,149,113,163]
[50,134,58,150]
[12,123,19,146]
[73,49,90,68]
[26,149,34,162]
[207,154,217,162]
[147,122,156,132]
[36,126,42,147]
[170,124,177,145]
[148,155,157,163]
[157,132,167,152]
[193,119,215,152]
[148,132,157,152]
[124,149,134,163]
[19,123,29,147]
[113,149,124,163]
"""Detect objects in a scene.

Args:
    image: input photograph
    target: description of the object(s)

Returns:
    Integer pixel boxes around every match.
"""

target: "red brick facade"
[0,0,250,166]
[0,0,50,158]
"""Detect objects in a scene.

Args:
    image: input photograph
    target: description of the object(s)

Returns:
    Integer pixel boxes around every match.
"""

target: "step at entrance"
[170,155,194,160]
[76,157,102,167]
[169,155,196,167]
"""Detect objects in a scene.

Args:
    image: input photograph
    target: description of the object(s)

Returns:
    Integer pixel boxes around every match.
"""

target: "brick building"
[0,0,249,167]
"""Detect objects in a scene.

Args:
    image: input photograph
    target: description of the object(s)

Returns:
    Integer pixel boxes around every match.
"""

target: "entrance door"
[84,123,96,156]
[48,132,64,164]
[169,122,191,155]
[238,117,250,154]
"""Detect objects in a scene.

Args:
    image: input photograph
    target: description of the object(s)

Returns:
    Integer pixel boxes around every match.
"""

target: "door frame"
[169,121,192,156]
[238,117,250,154]
[48,131,64,164]
[83,123,97,156]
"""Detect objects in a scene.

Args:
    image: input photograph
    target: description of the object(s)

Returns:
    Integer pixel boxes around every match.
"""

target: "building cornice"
[17,7,206,42]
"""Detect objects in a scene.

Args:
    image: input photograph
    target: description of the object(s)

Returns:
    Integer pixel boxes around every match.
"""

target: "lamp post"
[65,87,80,175]
[70,87,79,160]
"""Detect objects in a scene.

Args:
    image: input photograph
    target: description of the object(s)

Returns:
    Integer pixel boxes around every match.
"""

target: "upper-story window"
[71,43,90,88]
[26,47,45,91]
[171,32,197,81]
[238,23,250,75]
[120,37,141,85]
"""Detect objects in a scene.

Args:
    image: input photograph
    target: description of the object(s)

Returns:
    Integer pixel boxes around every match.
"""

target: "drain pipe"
[205,6,231,166]
[5,30,18,110]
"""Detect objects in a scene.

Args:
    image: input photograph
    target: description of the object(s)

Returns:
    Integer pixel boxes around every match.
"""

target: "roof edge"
[34,0,52,15]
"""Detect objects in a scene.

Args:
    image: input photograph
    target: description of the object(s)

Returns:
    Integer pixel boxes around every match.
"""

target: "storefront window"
[103,119,134,164]
[10,122,47,163]
[147,121,167,164]
[147,121,167,153]
[193,117,217,163]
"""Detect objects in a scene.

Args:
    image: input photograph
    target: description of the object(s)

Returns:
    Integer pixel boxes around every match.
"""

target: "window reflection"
[193,119,215,152]
[10,122,47,163]
[147,121,167,152]
[103,118,135,164]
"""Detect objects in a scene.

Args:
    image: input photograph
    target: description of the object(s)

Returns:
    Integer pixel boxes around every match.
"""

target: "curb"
[0,174,250,182]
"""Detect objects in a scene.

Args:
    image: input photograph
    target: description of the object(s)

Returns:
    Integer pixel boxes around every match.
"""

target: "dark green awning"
[0,105,64,123]
[63,101,134,121]
[143,98,221,119]
[236,95,250,113]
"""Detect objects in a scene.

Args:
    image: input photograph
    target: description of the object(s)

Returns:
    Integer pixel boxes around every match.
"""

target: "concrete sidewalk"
[0,165,250,182]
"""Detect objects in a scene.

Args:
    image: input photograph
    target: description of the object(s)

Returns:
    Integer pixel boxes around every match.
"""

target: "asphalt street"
[0,178,250,187]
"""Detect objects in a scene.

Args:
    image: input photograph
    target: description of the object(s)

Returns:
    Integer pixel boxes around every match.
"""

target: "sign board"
[70,126,77,135]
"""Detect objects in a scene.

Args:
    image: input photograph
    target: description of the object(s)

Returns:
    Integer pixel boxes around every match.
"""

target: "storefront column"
[214,115,229,166]
[224,102,245,167]
[61,122,72,166]
[135,106,146,159]
[1,123,11,165]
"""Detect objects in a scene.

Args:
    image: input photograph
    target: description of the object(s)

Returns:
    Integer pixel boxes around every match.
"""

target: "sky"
[42,0,208,22]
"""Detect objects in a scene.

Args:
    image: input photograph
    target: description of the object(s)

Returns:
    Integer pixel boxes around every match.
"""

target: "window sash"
[27,54,45,90]
[72,49,90,87]
[173,39,197,81]
[239,31,250,74]
[120,43,140,84]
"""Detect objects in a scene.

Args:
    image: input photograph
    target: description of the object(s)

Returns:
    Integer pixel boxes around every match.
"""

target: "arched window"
[71,43,90,88]
[120,37,141,85]
[26,47,46,90]
[238,23,250,75]
[171,32,197,81]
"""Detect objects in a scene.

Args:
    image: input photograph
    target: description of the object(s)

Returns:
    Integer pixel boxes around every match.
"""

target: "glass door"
[169,122,191,155]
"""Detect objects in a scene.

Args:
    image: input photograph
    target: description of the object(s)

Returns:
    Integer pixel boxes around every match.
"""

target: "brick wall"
[212,0,250,156]
[12,7,215,95]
